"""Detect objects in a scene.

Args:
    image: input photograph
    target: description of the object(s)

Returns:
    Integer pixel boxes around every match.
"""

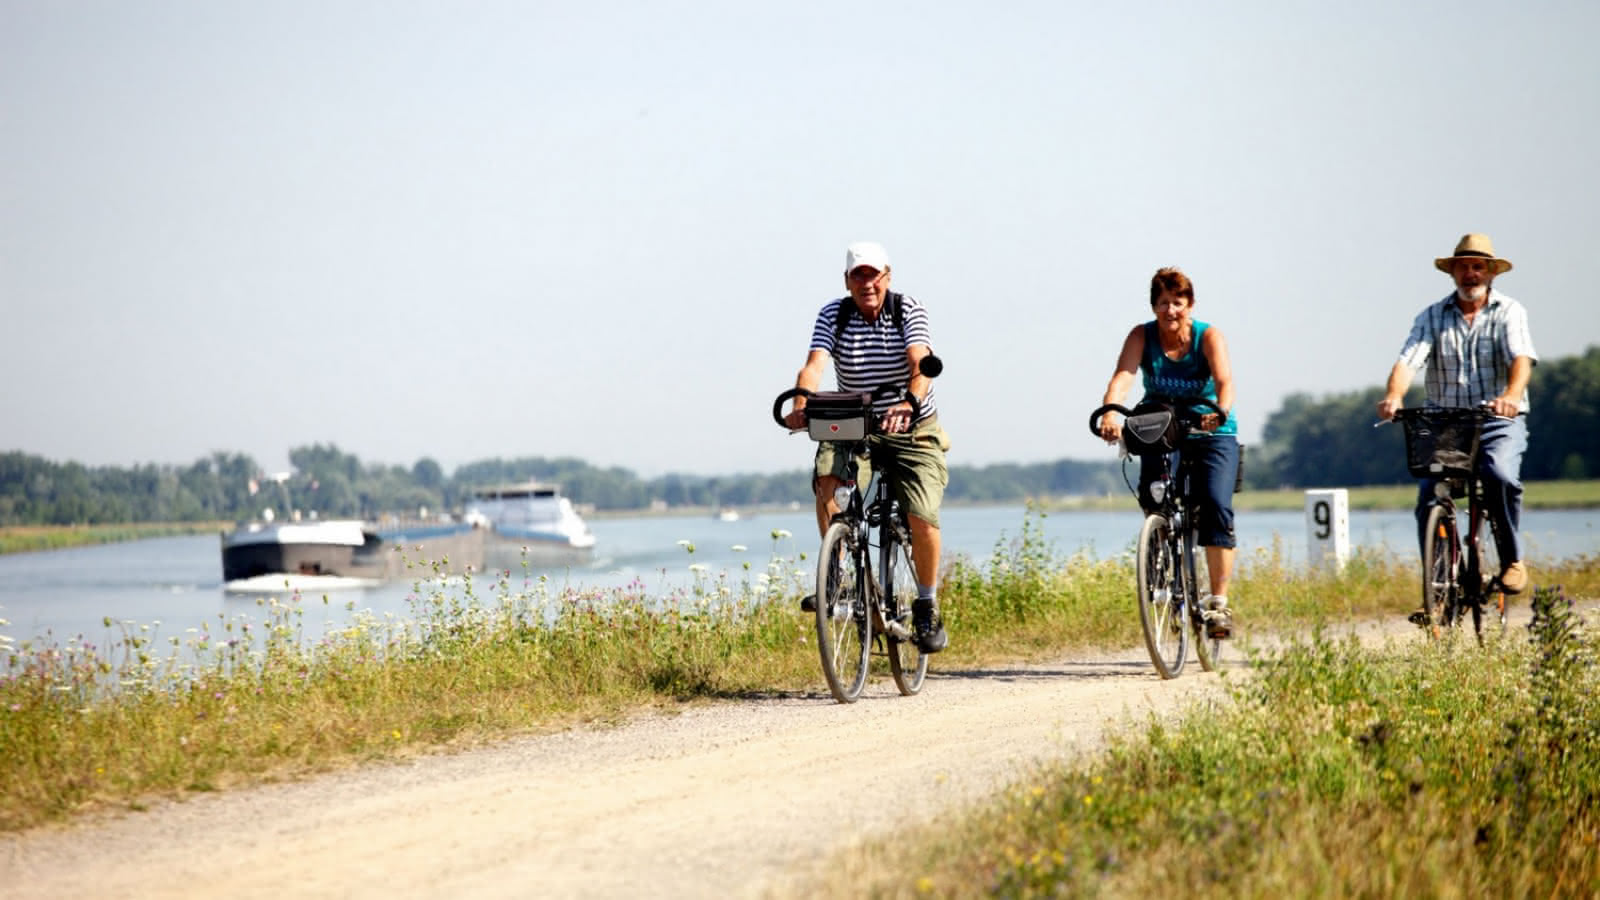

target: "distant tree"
[412,457,444,490]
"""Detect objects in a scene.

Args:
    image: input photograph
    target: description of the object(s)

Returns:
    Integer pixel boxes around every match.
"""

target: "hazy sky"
[5,1,1597,479]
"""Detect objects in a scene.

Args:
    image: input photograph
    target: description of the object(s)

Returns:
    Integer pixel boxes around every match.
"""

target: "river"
[1,505,1595,647]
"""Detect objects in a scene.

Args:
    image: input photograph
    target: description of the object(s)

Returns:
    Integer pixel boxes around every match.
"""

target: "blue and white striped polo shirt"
[810,295,937,420]
[1396,289,1539,412]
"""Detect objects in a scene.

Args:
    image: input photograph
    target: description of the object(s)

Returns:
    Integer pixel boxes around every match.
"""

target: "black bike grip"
[772,388,812,428]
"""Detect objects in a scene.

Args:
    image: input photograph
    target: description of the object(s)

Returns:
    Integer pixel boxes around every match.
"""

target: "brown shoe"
[1499,560,1528,595]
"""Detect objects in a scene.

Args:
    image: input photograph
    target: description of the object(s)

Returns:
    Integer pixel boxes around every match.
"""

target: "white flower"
[771,529,792,540]
[676,539,692,547]
[731,544,747,553]
[688,564,709,573]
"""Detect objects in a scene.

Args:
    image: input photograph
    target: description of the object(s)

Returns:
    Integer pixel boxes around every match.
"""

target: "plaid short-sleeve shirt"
[1396,289,1538,412]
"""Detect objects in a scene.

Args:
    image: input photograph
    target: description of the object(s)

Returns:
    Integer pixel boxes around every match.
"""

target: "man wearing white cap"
[783,242,952,653]
[1377,233,1538,599]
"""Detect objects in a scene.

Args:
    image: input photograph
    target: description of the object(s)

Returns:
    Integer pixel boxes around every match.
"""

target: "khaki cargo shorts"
[813,414,951,528]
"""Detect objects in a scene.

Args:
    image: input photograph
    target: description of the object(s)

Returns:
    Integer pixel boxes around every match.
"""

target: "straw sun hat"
[1435,233,1512,274]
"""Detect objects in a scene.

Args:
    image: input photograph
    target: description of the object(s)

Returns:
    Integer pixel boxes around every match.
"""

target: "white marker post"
[1305,489,1350,572]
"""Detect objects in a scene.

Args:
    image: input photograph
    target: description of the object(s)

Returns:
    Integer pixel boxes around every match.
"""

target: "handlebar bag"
[806,391,872,442]
[1121,404,1179,457]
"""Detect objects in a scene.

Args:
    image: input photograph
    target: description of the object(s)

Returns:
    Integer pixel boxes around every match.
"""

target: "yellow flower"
[391,730,402,740]
[915,876,935,894]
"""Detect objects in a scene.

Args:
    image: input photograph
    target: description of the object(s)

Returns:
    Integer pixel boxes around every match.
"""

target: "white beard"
[1457,284,1488,303]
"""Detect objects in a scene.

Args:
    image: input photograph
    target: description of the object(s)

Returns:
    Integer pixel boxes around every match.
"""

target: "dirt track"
[0,606,1536,899]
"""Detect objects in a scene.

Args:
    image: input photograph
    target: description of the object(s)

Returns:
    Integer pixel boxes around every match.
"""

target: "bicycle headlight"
[833,485,854,509]
[1149,482,1166,504]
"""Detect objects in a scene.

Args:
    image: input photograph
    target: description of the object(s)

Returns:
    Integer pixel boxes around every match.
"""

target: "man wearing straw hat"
[1376,233,1538,598]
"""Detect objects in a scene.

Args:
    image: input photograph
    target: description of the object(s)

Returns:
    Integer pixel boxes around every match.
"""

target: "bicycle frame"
[1087,399,1224,679]
[773,355,942,703]
[1420,473,1506,640]
[1138,449,1222,677]
[1395,407,1505,641]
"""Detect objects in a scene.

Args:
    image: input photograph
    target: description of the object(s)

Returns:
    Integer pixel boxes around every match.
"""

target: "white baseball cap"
[843,241,890,273]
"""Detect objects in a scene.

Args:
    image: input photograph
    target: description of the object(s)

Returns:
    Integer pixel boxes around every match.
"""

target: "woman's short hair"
[1149,267,1194,307]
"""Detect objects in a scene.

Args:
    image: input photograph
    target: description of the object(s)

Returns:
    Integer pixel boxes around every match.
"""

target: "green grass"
[0,522,231,554]
[832,586,1600,897]
[2,514,1597,835]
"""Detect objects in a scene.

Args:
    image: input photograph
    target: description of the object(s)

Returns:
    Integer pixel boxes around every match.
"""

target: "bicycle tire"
[816,521,870,703]
[1185,529,1221,672]
[1473,506,1505,635]
[1420,504,1456,639]
[1136,514,1187,678]
[882,530,927,696]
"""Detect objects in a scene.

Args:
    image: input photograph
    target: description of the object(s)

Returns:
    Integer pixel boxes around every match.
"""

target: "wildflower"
[771,529,792,540]
[689,564,709,574]
[731,545,747,553]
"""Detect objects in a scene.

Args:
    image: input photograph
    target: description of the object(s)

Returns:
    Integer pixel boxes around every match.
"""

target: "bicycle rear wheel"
[1420,504,1457,639]
[1136,514,1187,678]
[1184,529,1221,672]
[882,530,927,696]
[816,521,870,703]
[1473,506,1505,636]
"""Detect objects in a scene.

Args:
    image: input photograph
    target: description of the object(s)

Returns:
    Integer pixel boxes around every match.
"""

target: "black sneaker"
[912,598,948,654]
[800,594,816,613]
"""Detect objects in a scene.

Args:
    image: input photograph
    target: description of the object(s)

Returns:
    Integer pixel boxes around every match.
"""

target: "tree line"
[4,347,1595,526]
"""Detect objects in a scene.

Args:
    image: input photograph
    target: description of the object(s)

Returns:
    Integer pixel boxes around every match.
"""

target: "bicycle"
[771,355,942,703]
[1389,407,1507,642]
[1087,397,1227,679]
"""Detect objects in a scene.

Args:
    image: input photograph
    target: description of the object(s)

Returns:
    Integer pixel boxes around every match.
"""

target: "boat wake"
[223,574,382,594]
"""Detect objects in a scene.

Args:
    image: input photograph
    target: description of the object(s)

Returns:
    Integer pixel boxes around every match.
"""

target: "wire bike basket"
[1399,409,1485,478]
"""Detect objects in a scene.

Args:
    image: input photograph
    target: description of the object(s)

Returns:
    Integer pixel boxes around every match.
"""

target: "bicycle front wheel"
[882,530,927,696]
[816,521,870,703]
[1420,504,1457,639]
[1185,529,1221,672]
[1136,514,1187,678]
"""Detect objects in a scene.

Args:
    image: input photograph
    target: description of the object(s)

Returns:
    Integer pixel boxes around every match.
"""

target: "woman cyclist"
[1096,267,1239,638]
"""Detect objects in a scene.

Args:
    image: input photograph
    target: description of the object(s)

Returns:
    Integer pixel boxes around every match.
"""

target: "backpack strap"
[833,292,905,347]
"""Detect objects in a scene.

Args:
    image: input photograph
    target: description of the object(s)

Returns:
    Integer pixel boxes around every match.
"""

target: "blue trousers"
[1414,415,1527,563]
[1139,435,1239,548]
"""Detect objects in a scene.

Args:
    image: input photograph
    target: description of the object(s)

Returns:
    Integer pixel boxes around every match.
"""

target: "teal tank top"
[1140,320,1237,437]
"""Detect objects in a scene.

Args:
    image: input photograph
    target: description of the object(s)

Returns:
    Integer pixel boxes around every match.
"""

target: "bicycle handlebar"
[1086,396,1224,439]
[1376,405,1498,429]
[772,353,943,432]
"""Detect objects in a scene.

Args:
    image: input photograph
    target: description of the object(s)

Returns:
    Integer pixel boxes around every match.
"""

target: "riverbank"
[0,522,230,555]
[1041,478,1600,512]
[4,477,1597,556]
